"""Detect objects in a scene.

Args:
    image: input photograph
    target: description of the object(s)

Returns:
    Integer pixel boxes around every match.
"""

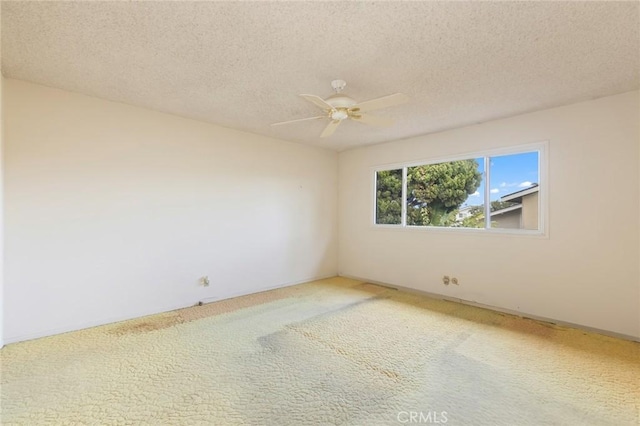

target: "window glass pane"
[406,158,484,227]
[489,152,540,230]
[376,169,403,224]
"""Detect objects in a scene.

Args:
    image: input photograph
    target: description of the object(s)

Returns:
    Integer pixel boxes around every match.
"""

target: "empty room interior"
[0,2,639,425]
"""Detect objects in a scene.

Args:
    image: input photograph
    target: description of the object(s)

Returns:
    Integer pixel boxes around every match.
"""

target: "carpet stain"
[353,282,390,295]
[108,314,184,335]
[110,284,305,336]
[501,316,558,338]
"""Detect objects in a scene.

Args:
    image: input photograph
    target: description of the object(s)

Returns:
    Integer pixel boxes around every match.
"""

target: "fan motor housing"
[325,93,356,109]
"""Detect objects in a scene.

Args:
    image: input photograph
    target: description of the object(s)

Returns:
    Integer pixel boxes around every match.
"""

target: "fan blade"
[300,94,335,111]
[351,93,409,113]
[271,116,325,126]
[320,120,341,138]
[351,113,395,127]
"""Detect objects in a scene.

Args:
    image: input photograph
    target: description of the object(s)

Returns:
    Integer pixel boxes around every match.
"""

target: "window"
[374,145,544,233]
[489,152,540,230]
[375,169,403,224]
[406,158,484,228]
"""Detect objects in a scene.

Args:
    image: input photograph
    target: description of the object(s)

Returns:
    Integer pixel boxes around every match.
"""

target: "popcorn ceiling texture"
[1,277,638,425]
[1,1,638,151]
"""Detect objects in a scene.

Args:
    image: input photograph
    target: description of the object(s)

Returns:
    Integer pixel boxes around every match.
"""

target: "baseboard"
[2,301,194,346]
[198,273,337,304]
[11,273,632,346]
[2,273,337,346]
[339,273,640,343]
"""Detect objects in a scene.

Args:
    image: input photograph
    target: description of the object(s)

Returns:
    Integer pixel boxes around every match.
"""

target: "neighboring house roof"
[500,184,539,203]
[490,184,538,217]
[490,204,522,217]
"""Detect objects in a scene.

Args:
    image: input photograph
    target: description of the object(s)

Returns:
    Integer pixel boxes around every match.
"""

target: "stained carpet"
[1,277,638,425]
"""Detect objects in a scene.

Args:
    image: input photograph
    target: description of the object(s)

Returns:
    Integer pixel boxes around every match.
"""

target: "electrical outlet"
[200,276,210,287]
[451,277,459,285]
[443,275,450,285]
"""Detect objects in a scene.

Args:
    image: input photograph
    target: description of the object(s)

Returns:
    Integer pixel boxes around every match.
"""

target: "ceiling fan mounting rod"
[331,79,347,93]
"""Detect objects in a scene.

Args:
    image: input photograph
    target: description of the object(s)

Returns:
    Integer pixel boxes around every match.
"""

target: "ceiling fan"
[271,80,409,138]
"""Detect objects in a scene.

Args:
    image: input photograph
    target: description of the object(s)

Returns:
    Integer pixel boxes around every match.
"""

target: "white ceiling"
[2,1,639,151]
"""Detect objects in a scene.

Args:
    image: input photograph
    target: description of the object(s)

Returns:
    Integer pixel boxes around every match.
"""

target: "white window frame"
[372,141,549,237]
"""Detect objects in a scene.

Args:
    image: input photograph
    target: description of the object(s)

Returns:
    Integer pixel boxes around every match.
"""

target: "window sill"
[370,224,548,238]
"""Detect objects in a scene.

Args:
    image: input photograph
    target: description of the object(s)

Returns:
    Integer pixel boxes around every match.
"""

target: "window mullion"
[484,156,491,229]
[401,167,407,227]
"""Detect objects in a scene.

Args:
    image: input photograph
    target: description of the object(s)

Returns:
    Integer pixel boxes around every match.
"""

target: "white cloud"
[500,182,507,187]
[490,188,500,194]
[518,181,533,188]
[470,191,480,197]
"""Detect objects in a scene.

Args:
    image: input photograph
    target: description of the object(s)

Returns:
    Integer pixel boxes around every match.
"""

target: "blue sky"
[463,151,539,207]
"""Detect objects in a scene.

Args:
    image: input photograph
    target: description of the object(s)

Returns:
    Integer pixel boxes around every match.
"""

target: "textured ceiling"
[2,1,639,151]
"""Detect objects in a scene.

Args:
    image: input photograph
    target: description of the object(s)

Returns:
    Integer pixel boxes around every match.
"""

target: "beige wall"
[338,91,640,339]
[3,79,338,343]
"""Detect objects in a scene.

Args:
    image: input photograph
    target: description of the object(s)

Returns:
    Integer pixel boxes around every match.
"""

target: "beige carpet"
[1,277,638,425]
